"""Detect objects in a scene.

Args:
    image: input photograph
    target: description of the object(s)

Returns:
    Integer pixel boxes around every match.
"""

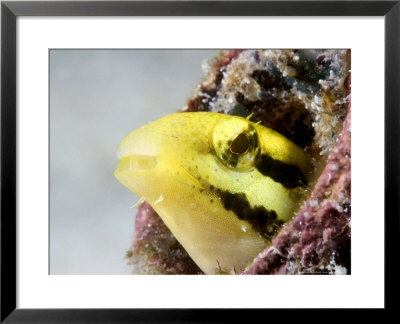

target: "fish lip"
[115,154,158,175]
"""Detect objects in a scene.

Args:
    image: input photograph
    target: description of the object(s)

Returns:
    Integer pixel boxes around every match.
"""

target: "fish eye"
[230,133,250,155]
[211,117,260,170]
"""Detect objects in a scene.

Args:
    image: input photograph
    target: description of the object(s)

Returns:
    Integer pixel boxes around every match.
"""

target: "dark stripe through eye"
[256,154,307,189]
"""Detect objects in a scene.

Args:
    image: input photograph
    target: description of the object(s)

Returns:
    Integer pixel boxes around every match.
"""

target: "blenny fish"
[115,112,309,274]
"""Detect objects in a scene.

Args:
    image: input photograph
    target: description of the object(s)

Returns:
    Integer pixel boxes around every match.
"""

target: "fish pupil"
[230,133,250,155]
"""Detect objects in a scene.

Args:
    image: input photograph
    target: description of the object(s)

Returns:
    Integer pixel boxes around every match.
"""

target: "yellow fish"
[115,112,309,274]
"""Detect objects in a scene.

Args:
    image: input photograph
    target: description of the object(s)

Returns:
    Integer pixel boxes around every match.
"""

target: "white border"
[18,17,384,308]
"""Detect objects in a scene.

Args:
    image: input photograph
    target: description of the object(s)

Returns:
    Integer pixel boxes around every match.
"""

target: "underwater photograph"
[50,49,351,275]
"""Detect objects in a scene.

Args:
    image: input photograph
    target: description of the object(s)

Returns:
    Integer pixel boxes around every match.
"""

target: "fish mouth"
[115,155,158,177]
[114,155,159,193]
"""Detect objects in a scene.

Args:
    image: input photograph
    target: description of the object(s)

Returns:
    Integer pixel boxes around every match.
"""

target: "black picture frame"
[1,0,398,322]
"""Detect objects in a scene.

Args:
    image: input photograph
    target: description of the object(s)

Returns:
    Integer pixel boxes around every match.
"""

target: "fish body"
[115,112,309,274]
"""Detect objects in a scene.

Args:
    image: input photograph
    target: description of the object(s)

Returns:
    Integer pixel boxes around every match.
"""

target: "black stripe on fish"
[214,188,284,240]
[255,154,307,189]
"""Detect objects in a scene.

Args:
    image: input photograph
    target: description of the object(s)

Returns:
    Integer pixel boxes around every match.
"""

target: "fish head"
[115,112,309,274]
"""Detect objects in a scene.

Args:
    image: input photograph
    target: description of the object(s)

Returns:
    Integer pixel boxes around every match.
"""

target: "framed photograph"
[1,0,398,322]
